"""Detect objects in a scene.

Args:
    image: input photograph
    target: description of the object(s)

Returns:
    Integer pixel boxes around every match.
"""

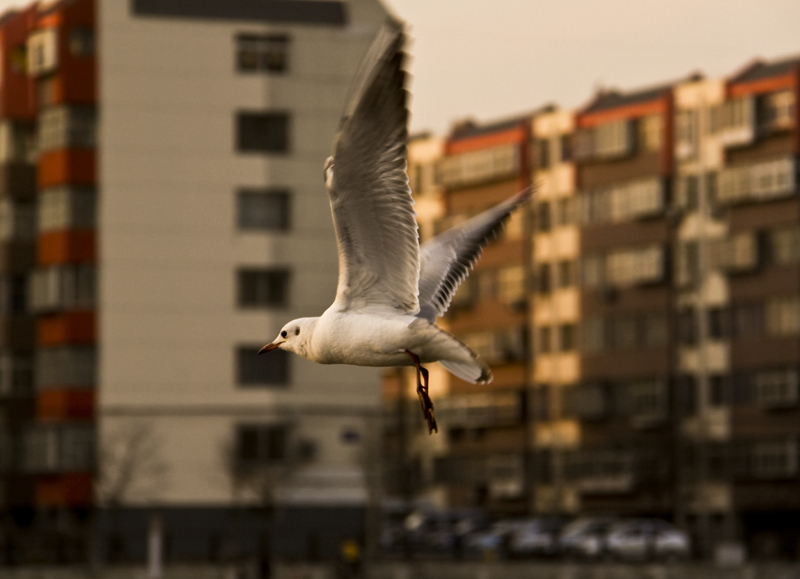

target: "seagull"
[259,18,532,434]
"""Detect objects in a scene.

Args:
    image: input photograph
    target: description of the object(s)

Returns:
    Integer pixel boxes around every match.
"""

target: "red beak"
[258,342,281,355]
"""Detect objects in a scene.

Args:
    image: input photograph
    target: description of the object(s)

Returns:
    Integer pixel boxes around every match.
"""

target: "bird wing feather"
[417,187,533,322]
[327,19,420,315]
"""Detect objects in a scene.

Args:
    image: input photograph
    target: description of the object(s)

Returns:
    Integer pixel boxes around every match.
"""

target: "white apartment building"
[97,0,391,560]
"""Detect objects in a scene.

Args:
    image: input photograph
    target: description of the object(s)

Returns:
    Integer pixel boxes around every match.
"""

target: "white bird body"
[259,18,531,431]
[283,309,484,372]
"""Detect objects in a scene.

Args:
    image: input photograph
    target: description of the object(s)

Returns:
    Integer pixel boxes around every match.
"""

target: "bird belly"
[310,311,434,367]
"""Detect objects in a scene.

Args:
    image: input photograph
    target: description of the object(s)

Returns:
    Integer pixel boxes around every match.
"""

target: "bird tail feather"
[440,358,493,384]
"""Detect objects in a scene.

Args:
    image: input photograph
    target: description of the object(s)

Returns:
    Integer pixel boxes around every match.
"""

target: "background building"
[0,0,392,565]
[530,106,580,515]
[382,55,800,560]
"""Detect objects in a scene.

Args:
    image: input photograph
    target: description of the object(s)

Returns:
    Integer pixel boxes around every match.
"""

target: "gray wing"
[417,188,533,322]
[326,18,419,314]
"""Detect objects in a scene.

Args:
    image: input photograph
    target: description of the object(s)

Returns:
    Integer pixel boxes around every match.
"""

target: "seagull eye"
[295,328,300,336]
[281,331,287,338]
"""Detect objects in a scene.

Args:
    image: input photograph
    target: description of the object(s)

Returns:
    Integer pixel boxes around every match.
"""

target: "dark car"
[558,517,617,559]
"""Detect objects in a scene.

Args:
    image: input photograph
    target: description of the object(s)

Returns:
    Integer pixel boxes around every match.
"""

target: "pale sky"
[2,0,798,134]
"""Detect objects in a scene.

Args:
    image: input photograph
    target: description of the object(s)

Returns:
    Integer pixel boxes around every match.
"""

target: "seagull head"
[258,317,318,358]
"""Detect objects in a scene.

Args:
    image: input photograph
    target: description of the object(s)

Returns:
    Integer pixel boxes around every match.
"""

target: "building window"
[638,114,662,152]
[29,265,96,313]
[536,263,551,294]
[237,346,289,386]
[564,383,608,420]
[558,324,576,351]
[38,106,97,153]
[578,178,665,225]
[235,424,288,466]
[538,326,551,354]
[765,297,800,337]
[0,354,34,398]
[36,347,96,390]
[237,189,290,231]
[536,201,551,232]
[461,328,526,364]
[750,440,798,479]
[677,308,697,345]
[536,139,550,169]
[709,375,728,407]
[236,112,290,153]
[754,369,799,408]
[628,379,667,426]
[69,28,95,57]
[708,308,727,339]
[731,302,764,337]
[769,226,800,265]
[0,200,35,242]
[21,424,94,474]
[559,134,572,162]
[236,34,289,73]
[556,198,574,226]
[0,276,26,315]
[498,266,525,305]
[557,260,574,288]
[238,269,289,308]
[37,186,96,232]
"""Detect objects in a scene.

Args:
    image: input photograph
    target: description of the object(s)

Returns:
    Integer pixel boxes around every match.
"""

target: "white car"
[508,518,567,558]
[604,519,691,561]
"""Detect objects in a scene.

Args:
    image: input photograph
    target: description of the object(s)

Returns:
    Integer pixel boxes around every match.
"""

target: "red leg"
[405,351,437,434]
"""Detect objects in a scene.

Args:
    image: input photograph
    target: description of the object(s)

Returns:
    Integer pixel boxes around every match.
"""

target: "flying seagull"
[259,18,532,434]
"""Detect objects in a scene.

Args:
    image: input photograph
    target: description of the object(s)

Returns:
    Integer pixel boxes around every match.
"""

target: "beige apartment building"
[530,107,581,514]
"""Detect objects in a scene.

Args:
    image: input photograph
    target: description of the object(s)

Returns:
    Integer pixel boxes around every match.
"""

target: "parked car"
[508,517,568,558]
[463,519,527,559]
[403,509,486,557]
[559,517,617,559]
[604,519,691,561]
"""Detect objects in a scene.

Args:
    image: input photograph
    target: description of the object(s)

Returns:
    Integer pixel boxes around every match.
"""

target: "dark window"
[677,375,697,416]
[532,386,550,420]
[536,139,550,169]
[708,307,727,339]
[536,201,551,232]
[238,269,289,308]
[684,175,699,211]
[237,112,289,153]
[236,424,288,465]
[557,260,574,288]
[237,189,290,231]
[559,324,576,351]
[69,28,95,57]
[556,198,574,226]
[731,303,763,337]
[538,326,551,353]
[237,346,289,386]
[236,34,289,73]
[677,308,697,345]
[536,263,551,293]
[709,375,727,407]
[559,134,572,162]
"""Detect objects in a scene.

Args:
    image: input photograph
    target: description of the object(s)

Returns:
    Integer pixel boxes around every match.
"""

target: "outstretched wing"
[417,188,533,322]
[326,19,419,314]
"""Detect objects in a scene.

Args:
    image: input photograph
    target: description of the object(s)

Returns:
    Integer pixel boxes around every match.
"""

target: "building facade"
[0,0,391,565]
[383,56,800,560]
